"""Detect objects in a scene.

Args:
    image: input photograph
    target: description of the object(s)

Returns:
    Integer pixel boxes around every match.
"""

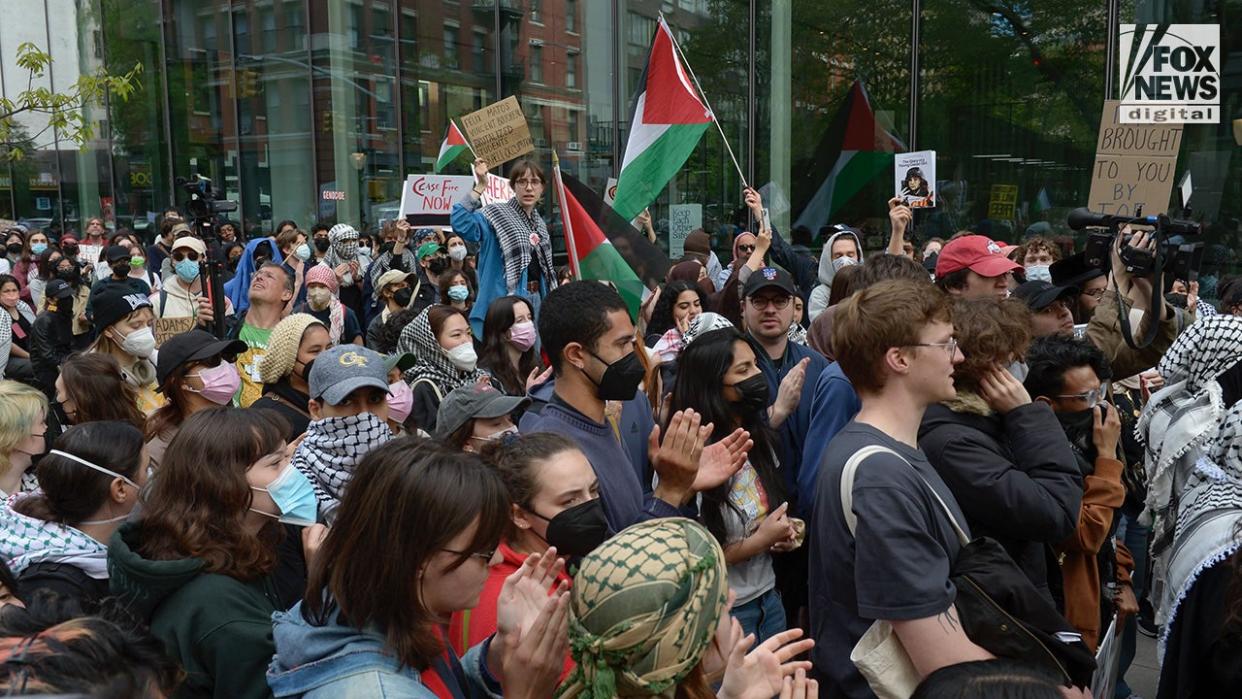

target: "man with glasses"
[152,236,231,335]
[1024,334,1135,653]
[1014,279,1079,337]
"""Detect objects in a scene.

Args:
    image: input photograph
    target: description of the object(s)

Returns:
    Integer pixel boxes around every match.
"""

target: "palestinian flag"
[435,121,470,173]
[562,171,671,288]
[612,17,711,221]
[554,155,647,319]
[793,81,904,231]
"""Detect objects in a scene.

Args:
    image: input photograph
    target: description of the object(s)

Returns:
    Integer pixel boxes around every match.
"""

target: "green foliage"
[0,42,143,162]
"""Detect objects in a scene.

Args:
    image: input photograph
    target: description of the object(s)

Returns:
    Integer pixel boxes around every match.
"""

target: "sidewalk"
[1121,631,1160,698]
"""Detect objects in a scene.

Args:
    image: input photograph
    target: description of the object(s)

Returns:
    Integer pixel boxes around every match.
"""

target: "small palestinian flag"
[435,121,471,173]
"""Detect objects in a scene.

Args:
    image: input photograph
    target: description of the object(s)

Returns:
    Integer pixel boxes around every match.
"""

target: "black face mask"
[427,257,450,276]
[729,373,770,415]
[1055,408,1098,473]
[111,261,132,278]
[6,243,22,256]
[587,350,645,401]
[393,287,413,308]
[529,498,611,558]
[62,246,79,258]
[380,241,395,255]
[56,266,80,285]
[314,238,330,253]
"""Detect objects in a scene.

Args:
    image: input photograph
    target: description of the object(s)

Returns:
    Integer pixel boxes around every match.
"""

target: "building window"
[566,52,577,88]
[530,45,543,83]
[628,13,655,49]
[444,27,459,68]
[285,2,305,50]
[566,0,577,32]
[473,31,486,71]
[531,0,541,23]
[261,8,276,53]
[419,81,431,133]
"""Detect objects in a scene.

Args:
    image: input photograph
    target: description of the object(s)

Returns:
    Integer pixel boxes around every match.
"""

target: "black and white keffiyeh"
[291,412,391,522]
[397,306,487,391]
[323,223,363,287]
[480,197,555,295]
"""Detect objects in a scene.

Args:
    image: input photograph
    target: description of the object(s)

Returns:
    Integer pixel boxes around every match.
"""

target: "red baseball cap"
[935,235,1022,278]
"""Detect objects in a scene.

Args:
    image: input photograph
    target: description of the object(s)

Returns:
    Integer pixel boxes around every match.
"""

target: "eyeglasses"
[907,338,959,357]
[737,245,756,254]
[441,546,497,563]
[1082,288,1107,300]
[748,295,791,310]
[1056,381,1110,406]
[172,251,200,263]
[514,178,543,189]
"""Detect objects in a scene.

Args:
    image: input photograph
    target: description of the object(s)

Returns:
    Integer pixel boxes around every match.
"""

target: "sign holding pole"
[1087,100,1183,216]
[459,96,535,166]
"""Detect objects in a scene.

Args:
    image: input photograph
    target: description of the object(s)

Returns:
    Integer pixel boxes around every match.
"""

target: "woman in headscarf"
[451,158,557,336]
[558,517,815,698]
[716,231,758,291]
[1134,315,1242,696]
[397,304,488,434]
[321,223,367,320]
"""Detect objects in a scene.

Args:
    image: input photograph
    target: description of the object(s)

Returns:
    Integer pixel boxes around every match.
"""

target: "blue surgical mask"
[175,258,200,283]
[447,284,470,302]
[1025,264,1052,283]
[295,243,312,262]
[30,242,48,256]
[251,462,319,526]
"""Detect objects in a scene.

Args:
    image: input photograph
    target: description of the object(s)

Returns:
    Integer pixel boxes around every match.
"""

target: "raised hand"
[496,548,567,640]
[499,587,570,699]
[649,409,708,505]
[772,358,809,427]
[695,428,751,492]
[718,628,815,699]
[525,365,554,392]
[978,364,1031,414]
[473,158,490,187]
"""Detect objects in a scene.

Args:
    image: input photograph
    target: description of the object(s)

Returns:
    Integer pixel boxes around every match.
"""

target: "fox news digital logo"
[1119,24,1219,124]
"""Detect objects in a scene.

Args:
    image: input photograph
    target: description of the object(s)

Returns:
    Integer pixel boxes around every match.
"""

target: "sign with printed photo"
[894,151,936,208]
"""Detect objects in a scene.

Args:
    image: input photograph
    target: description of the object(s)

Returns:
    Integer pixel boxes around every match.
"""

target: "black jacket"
[918,393,1083,601]
[251,378,312,440]
[30,311,73,393]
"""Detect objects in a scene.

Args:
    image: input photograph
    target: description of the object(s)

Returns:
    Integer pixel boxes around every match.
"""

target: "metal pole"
[157,0,175,206]
[1104,0,1119,99]
[908,0,921,150]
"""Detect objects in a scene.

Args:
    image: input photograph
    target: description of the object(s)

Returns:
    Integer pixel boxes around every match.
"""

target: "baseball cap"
[375,269,412,291]
[172,236,207,256]
[92,287,152,332]
[59,235,79,247]
[105,245,131,263]
[742,267,797,299]
[156,329,246,387]
[1013,280,1078,312]
[308,345,390,405]
[434,383,530,439]
[44,278,73,300]
[935,235,1023,278]
[1050,252,1106,289]
[384,352,417,374]
[416,242,442,261]
[169,222,193,239]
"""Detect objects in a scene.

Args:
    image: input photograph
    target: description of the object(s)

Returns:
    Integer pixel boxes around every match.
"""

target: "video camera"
[1067,206,1203,349]
[177,175,237,239]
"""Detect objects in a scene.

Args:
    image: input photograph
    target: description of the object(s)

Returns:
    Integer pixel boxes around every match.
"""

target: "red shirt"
[448,541,575,681]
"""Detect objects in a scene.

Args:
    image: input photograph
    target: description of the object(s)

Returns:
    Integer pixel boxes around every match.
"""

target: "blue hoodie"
[797,362,861,516]
[267,602,501,699]
[224,237,284,314]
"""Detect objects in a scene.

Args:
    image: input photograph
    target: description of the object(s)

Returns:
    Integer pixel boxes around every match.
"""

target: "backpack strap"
[411,377,443,402]
[839,444,970,546]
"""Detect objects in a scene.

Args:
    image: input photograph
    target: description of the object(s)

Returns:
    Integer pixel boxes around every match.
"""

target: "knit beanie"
[305,264,339,294]
[258,313,326,384]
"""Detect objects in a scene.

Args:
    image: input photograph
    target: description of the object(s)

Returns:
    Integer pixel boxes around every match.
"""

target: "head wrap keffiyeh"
[323,223,361,287]
[397,307,487,392]
[557,518,728,699]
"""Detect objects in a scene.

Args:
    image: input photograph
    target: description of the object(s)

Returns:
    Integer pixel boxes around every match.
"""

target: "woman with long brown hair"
[145,330,246,470]
[477,295,541,397]
[109,407,320,699]
[268,438,571,698]
[54,353,145,429]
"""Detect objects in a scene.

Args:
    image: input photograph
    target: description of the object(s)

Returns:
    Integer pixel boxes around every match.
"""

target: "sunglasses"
[172,251,201,263]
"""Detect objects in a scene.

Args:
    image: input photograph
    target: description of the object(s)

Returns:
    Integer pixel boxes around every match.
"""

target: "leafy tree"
[0,42,142,162]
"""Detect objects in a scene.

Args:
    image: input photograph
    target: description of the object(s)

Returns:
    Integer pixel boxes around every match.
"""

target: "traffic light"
[237,69,259,98]
[321,110,334,133]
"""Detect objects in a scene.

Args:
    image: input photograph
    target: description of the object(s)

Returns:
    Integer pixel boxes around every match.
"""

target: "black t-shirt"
[9,310,32,351]
[808,421,970,699]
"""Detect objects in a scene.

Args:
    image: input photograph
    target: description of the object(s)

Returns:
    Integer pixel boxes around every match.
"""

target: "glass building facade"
[1,0,1238,283]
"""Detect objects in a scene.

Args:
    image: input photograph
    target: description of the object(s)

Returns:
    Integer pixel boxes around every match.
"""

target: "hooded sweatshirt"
[267,602,502,699]
[808,229,863,321]
[108,523,281,699]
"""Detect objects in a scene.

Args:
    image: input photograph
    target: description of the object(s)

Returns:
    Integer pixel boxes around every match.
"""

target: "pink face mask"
[508,320,537,351]
[387,381,413,424]
[186,362,241,405]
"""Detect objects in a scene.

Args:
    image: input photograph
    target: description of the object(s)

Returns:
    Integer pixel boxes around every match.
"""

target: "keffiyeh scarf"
[397,307,487,391]
[291,412,391,522]
[323,224,362,287]
[0,492,108,578]
[557,518,728,699]
[481,197,556,295]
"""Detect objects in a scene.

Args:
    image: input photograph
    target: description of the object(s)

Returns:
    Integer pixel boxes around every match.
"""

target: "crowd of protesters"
[0,154,1238,699]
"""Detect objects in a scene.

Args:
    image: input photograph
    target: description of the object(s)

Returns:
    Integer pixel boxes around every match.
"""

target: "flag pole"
[659,12,748,190]
[553,151,583,281]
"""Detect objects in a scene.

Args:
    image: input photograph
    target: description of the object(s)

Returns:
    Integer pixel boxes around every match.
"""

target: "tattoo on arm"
[937,607,960,634]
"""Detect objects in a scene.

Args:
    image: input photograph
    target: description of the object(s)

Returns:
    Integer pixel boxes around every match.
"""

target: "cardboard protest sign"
[895,151,936,208]
[1087,100,1183,216]
[399,174,514,223]
[459,96,535,166]
[988,184,1018,219]
[154,317,196,347]
[668,204,702,258]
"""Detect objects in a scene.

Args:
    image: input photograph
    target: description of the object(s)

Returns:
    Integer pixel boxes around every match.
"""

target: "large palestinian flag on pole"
[611,17,712,221]
[793,81,904,231]
[435,121,471,173]
[554,154,647,319]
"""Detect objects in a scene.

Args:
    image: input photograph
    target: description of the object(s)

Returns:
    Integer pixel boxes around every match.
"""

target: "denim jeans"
[731,588,787,645]
[1114,512,1150,698]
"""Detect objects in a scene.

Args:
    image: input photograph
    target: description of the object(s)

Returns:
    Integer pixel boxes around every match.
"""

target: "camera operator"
[1085,227,1195,379]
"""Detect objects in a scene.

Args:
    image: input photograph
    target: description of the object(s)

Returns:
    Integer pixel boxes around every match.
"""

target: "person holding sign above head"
[452,158,556,336]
